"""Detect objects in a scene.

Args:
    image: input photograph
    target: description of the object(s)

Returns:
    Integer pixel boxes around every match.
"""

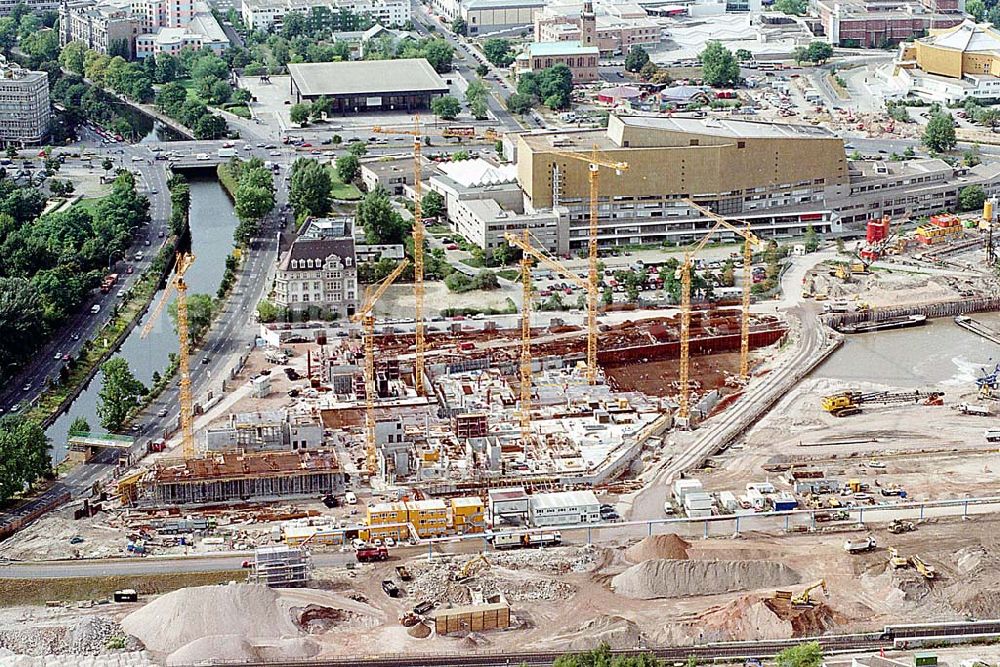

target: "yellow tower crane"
[350,258,411,475]
[675,201,761,424]
[372,119,429,397]
[504,230,592,441]
[546,147,628,385]
[140,252,196,458]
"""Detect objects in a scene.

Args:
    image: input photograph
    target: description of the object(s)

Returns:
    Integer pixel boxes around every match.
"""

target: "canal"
[46,175,237,461]
[814,311,1000,389]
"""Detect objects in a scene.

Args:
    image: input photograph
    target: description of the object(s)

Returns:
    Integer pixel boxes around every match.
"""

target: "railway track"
[180,620,1000,667]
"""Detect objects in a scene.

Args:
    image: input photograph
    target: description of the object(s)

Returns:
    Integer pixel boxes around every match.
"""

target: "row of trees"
[0,171,150,372]
[290,158,334,220]
[0,415,51,503]
[225,158,276,245]
[548,641,823,667]
[362,36,455,73]
[152,49,235,138]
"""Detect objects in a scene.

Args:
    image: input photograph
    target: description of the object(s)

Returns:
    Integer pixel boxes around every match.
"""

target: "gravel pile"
[0,616,137,657]
[612,559,801,600]
[407,554,579,604]
[624,535,690,563]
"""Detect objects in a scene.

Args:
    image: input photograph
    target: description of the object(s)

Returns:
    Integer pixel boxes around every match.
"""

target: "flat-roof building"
[288,59,448,112]
[0,57,50,145]
[529,489,601,526]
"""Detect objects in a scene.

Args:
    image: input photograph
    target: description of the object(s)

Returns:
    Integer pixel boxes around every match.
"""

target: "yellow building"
[450,496,485,534]
[366,501,410,541]
[406,499,449,538]
[903,20,1000,80]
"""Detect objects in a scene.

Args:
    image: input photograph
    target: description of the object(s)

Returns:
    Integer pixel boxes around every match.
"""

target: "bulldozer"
[887,547,909,569]
[888,519,916,534]
[790,579,828,608]
[910,555,936,579]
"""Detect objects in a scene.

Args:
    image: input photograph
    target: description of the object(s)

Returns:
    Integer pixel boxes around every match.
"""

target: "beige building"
[273,218,358,317]
[891,20,1000,102]
[516,114,847,248]
[0,57,50,146]
[459,0,544,34]
[533,1,662,56]
[60,0,140,56]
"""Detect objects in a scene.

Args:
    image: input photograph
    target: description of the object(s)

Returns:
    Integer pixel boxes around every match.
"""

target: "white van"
[344,491,358,505]
[90,304,101,314]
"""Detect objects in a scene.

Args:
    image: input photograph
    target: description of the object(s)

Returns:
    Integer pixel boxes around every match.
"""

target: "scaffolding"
[247,545,312,587]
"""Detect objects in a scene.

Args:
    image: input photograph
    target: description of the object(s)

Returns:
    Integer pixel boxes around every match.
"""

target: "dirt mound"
[611,559,800,600]
[764,599,841,637]
[624,535,691,563]
[543,615,646,651]
[407,623,432,639]
[293,605,377,633]
[693,595,793,642]
[948,581,1000,617]
[122,584,299,655]
[165,635,258,666]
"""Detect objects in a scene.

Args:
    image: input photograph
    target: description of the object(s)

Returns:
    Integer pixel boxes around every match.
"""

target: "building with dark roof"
[287,59,448,112]
[274,219,358,318]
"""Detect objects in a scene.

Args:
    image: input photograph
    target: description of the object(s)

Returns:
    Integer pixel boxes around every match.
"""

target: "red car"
[300,142,312,148]
[446,244,458,250]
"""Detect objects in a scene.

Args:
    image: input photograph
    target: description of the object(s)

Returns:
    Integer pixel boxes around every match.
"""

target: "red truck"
[356,546,389,563]
[100,273,119,294]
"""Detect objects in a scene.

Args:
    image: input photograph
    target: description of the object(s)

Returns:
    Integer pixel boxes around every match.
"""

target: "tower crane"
[677,201,761,424]
[350,258,411,475]
[546,146,628,385]
[503,230,591,441]
[140,252,196,458]
[371,119,429,397]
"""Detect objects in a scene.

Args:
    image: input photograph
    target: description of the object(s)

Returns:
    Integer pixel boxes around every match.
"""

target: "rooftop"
[923,19,1000,53]
[615,114,836,139]
[278,236,355,271]
[463,0,545,9]
[148,451,341,484]
[530,489,600,510]
[435,157,517,187]
[288,59,448,97]
[525,40,600,57]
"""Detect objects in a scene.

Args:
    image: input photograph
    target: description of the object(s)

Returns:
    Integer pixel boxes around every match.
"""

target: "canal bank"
[46,176,239,462]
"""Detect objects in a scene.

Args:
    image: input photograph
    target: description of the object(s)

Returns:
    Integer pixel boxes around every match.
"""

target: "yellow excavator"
[910,555,936,579]
[452,554,490,581]
[790,579,828,608]
[888,547,909,569]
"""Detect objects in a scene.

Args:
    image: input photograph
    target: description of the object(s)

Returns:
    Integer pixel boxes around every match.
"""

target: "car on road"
[381,580,400,597]
[135,252,144,261]
[243,145,253,151]
[157,407,168,417]
[201,356,211,364]
[269,151,281,157]
[62,354,70,362]
[126,265,134,274]
[70,333,80,341]
[265,144,277,149]
[54,351,63,360]
[150,189,158,195]
[196,153,209,161]
[144,239,151,246]
[310,150,321,155]
[90,304,101,314]
[22,383,30,392]
[10,404,21,413]
[301,142,312,147]
[158,230,165,238]
[131,155,143,161]
[446,244,458,250]
[256,142,266,148]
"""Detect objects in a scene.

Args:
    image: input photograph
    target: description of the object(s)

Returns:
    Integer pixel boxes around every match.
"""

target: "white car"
[351,538,368,551]
[384,537,396,548]
[54,351,63,360]
[196,153,209,161]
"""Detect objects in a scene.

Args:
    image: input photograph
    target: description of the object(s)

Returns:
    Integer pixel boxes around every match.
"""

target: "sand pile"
[122,584,300,655]
[165,636,320,666]
[624,535,690,563]
[407,623,432,639]
[611,560,800,600]
[543,615,646,651]
[694,595,794,642]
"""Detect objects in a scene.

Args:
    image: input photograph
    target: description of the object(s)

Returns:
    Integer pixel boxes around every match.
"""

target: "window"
[290,259,298,269]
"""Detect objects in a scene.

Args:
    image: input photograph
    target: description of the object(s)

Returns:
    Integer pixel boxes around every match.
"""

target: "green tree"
[465,81,489,120]
[978,107,1000,132]
[506,92,533,114]
[336,153,360,182]
[194,114,227,140]
[169,293,214,342]
[59,40,87,75]
[476,64,489,77]
[836,237,845,253]
[775,642,823,667]
[699,41,740,87]
[922,112,957,152]
[358,185,409,244]
[967,0,986,21]
[482,38,514,67]
[68,416,90,435]
[421,39,454,73]
[773,0,807,14]
[347,141,368,157]
[0,416,51,502]
[257,299,283,323]
[735,48,752,61]
[804,223,819,252]
[451,16,467,35]
[625,45,650,73]
[602,285,613,306]
[97,357,146,431]
[959,184,986,212]
[289,158,333,217]
[431,95,461,120]
[805,41,834,64]
[422,189,445,218]
[290,102,311,125]
[310,95,332,119]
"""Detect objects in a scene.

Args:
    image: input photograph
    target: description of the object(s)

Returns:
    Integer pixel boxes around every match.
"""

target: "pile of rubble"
[0,616,142,657]
[490,546,598,575]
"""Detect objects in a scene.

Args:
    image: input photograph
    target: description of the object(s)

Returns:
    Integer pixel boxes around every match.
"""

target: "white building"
[427,158,569,256]
[488,487,530,526]
[241,0,410,31]
[0,57,50,145]
[273,218,358,317]
[529,490,601,527]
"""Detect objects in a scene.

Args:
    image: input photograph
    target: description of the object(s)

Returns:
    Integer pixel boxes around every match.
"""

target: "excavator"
[451,554,490,581]
[887,547,909,570]
[910,555,936,579]
[790,580,828,608]
[821,390,945,417]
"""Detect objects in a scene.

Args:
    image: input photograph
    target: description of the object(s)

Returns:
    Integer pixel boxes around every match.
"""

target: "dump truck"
[844,536,876,553]
[821,390,945,417]
[356,546,389,563]
[395,565,412,581]
[888,519,915,534]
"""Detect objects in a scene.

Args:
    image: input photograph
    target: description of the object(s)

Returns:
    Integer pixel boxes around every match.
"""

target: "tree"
[169,293,214,342]
[336,154,360,183]
[699,41,740,87]
[804,223,819,252]
[465,80,489,120]
[68,416,90,435]
[959,184,986,212]
[967,0,986,21]
[989,4,1000,28]
[805,41,834,64]
[97,357,146,431]
[476,64,489,77]
[978,108,1000,132]
[422,189,445,218]
[0,415,51,502]
[735,48,752,61]
[156,82,188,115]
[773,0,807,14]
[625,45,650,73]
[775,642,823,667]
[194,114,227,140]
[482,38,514,67]
[290,103,311,125]
[451,16,467,35]
[639,61,659,81]
[289,158,333,217]
[357,186,409,244]
[59,40,86,75]
[506,92,533,114]
[0,277,45,364]
[922,112,957,152]
[310,95,333,119]
[421,38,454,72]
[431,95,461,120]
[347,141,368,157]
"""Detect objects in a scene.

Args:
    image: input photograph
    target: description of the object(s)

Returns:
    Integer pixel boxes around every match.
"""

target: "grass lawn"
[0,571,244,607]
[72,196,106,215]
[498,269,520,281]
[225,104,251,118]
[176,78,200,102]
[461,256,485,268]
[324,165,363,200]
[427,223,451,235]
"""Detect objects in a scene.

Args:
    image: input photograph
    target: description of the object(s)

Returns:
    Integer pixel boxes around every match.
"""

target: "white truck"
[843,536,876,554]
[218,148,236,158]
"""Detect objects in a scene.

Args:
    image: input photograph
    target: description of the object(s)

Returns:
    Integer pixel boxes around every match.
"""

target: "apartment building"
[0,57,51,146]
[813,0,961,48]
[0,0,57,14]
[533,0,662,56]
[273,218,358,317]
[241,0,409,31]
[60,0,140,56]
[406,499,449,538]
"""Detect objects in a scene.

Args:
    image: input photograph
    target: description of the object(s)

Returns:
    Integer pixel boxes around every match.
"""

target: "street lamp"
[108,249,122,270]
